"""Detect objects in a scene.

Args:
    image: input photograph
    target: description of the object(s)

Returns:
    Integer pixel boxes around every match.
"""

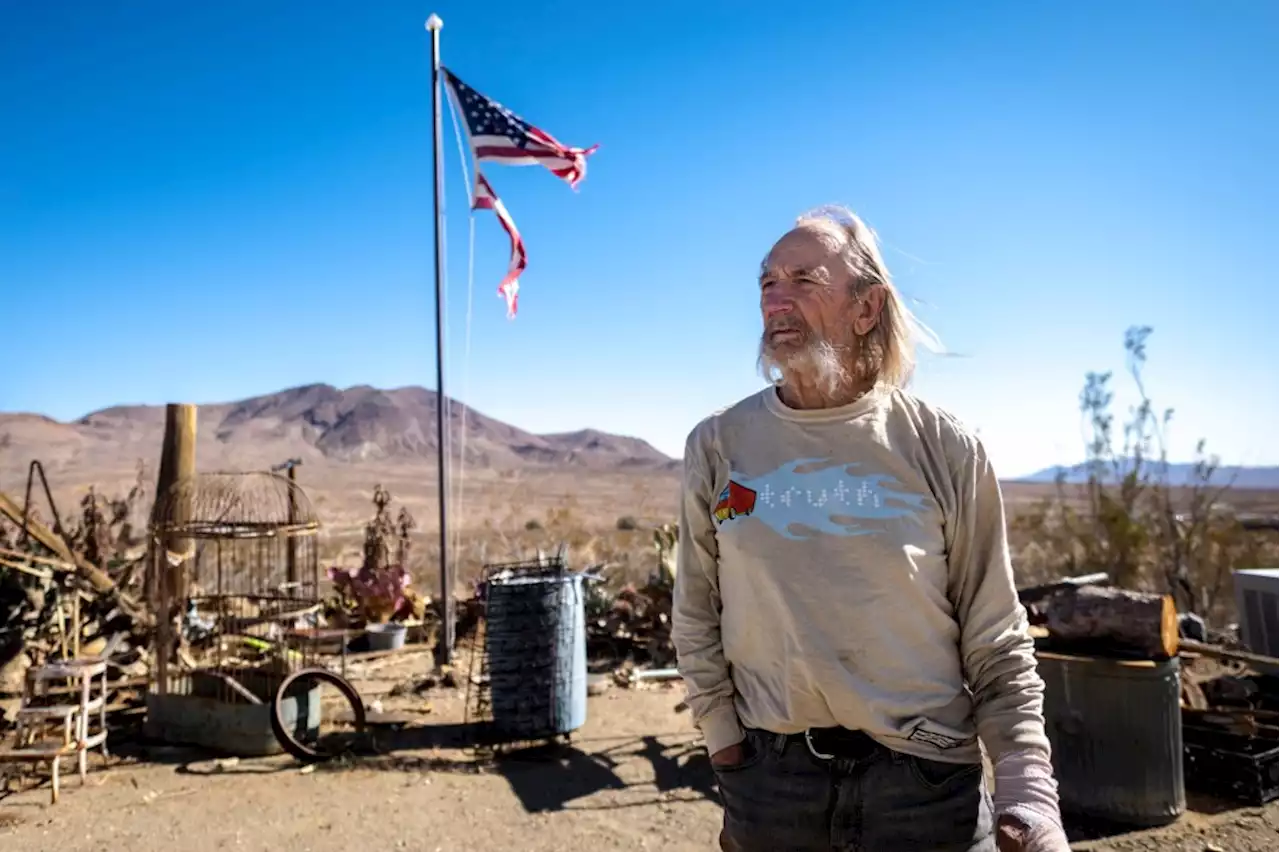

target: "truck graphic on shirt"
[713,481,758,523]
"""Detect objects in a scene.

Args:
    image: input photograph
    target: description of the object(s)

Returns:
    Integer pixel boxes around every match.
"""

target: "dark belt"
[778,727,882,762]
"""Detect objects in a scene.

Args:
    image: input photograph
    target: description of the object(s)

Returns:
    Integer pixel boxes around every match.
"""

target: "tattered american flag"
[444,68,598,188]
[442,67,597,318]
[472,172,527,318]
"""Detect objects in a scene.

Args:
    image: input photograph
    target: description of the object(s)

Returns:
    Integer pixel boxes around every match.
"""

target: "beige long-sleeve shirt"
[672,385,1051,766]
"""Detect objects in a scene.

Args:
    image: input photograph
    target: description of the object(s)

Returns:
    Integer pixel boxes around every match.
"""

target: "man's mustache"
[765,316,809,335]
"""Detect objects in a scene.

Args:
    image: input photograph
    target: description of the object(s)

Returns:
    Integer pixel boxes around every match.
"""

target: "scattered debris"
[1182,659,1279,806]
[584,530,679,680]
[1,462,153,732]
[0,545,152,730]
[389,666,460,697]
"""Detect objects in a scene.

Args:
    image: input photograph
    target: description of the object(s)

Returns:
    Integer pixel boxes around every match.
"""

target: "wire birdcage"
[147,471,322,706]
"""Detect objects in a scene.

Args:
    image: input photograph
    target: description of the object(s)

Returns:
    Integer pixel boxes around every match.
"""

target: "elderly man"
[672,206,1068,852]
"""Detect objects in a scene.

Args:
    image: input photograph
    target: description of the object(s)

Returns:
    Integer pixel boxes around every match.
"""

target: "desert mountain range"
[0,384,677,517]
[1021,461,1279,491]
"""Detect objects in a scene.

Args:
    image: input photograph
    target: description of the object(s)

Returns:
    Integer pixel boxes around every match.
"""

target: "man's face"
[758,225,859,365]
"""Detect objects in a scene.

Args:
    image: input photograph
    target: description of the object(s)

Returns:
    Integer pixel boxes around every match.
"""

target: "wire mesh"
[147,471,323,706]
[465,554,589,758]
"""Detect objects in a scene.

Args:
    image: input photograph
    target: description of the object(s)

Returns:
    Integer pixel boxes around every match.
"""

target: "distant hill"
[0,383,678,485]
[1017,461,1279,491]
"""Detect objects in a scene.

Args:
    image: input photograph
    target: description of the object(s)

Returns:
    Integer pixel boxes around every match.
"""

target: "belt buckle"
[803,728,836,761]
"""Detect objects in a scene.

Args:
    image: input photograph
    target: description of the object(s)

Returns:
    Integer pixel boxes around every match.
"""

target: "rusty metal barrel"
[1037,651,1185,827]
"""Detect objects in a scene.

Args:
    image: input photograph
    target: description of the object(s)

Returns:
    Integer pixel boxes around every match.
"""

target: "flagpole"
[426,13,454,668]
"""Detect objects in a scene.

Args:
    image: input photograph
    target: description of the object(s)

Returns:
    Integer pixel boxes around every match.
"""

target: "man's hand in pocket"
[711,742,745,767]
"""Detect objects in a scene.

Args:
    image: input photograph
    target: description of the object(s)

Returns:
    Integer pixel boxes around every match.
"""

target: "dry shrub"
[1011,327,1277,623]
[0,459,150,587]
[68,460,150,574]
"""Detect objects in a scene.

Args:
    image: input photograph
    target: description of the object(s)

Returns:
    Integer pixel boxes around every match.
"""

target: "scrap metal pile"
[584,524,679,684]
[1181,659,1279,805]
[0,467,154,730]
[587,577,675,669]
[1017,571,1279,810]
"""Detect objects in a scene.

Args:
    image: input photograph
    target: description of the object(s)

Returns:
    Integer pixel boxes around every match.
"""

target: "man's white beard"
[759,337,852,398]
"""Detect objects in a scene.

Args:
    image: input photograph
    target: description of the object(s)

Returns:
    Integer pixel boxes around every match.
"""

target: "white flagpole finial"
[425,14,443,31]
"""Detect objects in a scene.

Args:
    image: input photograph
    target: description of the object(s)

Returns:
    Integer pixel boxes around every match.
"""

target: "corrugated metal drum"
[1037,652,1185,826]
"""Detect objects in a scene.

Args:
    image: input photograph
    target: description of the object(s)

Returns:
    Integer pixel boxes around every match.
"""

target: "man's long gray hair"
[759,205,942,390]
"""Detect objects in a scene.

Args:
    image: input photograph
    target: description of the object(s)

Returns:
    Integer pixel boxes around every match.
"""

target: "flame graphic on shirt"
[725,457,928,540]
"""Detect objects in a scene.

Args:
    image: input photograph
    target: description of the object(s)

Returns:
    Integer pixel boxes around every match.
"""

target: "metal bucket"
[484,572,588,740]
[365,622,407,652]
[1038,652,1185,826]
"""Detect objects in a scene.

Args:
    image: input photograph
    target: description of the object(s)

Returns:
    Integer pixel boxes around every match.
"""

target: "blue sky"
[2,1,1276,478]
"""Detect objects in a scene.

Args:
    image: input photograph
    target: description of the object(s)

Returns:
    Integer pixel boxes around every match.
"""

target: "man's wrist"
[992,748,1063,827]
[699,705,745,756]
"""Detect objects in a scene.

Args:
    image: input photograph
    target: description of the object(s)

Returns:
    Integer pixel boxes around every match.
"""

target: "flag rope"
[444,87,478,576]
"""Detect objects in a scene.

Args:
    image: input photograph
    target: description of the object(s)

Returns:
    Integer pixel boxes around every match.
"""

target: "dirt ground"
[2,649,1276,852]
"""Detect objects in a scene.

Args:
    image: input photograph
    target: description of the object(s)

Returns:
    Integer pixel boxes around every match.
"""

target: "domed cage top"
[152,470,320,540]
[147,471,324,704]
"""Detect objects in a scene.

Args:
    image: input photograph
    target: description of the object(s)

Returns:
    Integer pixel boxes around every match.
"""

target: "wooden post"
[286,463,299,586]
[153,403,197,584]
[149,403,197,695]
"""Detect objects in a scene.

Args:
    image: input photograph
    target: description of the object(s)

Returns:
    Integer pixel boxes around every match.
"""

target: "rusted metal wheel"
[270,667,368,763]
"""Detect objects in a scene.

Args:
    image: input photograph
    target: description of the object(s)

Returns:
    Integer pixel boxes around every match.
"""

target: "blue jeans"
[714,728,995,852]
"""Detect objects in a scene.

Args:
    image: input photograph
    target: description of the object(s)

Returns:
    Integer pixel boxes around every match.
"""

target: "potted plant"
[325,485,423,650]
[327,562,413,649]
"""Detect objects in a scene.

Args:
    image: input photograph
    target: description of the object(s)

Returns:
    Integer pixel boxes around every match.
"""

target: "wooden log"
[1039,584,1179,659]
[1019,572,1111,609]
[1179,639,1279,676]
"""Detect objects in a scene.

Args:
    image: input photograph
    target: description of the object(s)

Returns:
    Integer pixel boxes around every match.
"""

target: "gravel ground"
[1073,806,1277,852]
[1,655,1275,851]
